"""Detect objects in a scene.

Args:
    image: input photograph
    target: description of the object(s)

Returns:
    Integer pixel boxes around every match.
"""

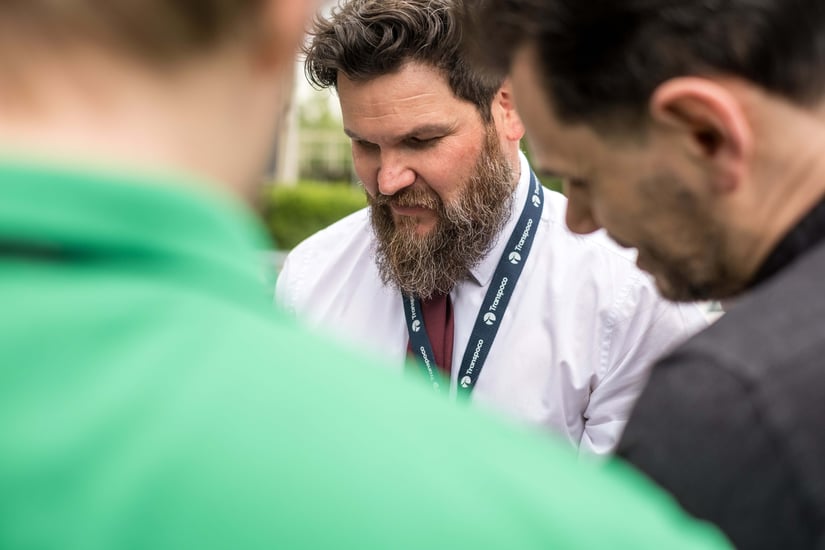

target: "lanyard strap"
[402,294,445,391]
[403,171,544,395]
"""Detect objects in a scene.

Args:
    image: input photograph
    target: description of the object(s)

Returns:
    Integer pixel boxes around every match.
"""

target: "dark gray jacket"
[618,238,825,549]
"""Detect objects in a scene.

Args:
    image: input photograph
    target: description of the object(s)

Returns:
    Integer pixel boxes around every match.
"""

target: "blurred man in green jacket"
[0,1,728,548]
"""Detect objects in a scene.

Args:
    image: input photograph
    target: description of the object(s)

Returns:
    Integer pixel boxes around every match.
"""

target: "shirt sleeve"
[616,349,814,549]
[274,252,296,311]
[580,276,708,455]
[275,243,315,315]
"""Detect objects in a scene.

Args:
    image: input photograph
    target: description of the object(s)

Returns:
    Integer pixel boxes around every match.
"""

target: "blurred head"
[0,0,309,69]
[305,0,526,297]
[471,0,825,301]
[0,0,316,195]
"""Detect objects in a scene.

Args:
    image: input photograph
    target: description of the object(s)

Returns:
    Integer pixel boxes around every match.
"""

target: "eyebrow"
[344,123,455,143]
[535,167,567,182]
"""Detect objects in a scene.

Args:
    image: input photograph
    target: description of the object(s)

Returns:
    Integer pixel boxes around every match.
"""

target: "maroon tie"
[408,292,454,377]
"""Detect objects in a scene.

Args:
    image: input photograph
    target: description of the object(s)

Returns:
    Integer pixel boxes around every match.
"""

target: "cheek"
[427,142,481,202]
[351,149,378,196]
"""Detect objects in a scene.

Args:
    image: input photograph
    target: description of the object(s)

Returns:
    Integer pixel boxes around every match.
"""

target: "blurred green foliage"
[259,181,367,250]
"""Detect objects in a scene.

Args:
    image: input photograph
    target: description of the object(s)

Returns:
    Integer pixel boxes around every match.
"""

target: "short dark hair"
[304,0,502,122]
[0,0,265,64]
[471,0,825,130]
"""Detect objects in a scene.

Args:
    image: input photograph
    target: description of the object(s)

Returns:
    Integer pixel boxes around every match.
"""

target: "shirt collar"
[0,158,269,303]
[749,195,825,288]
[466,151,532,287]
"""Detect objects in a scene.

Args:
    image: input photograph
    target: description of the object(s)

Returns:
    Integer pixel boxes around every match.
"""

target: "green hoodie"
[0,160,729,549]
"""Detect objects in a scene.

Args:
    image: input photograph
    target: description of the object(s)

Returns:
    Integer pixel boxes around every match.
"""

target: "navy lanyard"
[403,171,544,395]
[402,294,445,391]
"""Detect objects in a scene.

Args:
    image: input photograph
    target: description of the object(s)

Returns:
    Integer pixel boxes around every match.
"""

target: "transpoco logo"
[508,251,522,265]
[460,376,472,388]
[412,319,421,332]
[483,312,497,325]
[532,195,542,208]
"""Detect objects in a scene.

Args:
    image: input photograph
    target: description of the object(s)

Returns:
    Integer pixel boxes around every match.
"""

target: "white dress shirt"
[276,152,707,454]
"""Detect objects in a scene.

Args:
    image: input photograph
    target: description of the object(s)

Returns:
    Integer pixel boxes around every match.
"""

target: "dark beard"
[368,128,515,299]
[637,171,749,302]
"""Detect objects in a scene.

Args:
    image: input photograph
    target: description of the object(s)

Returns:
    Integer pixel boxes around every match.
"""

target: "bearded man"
[276,0,708,454]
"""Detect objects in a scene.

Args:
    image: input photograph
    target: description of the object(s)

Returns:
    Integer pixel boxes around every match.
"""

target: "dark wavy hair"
[470,0,825,131]
[304,0,503,122]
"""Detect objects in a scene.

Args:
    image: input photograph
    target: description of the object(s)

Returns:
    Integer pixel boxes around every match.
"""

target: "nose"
[564,183,601,234]
[376,150,416,196]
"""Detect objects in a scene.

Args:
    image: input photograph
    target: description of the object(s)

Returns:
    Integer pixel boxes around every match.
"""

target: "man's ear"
[492,79,526,142]
[650,77,752,193]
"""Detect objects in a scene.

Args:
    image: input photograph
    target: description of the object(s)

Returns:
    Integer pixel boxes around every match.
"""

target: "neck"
[0,47,281,199]
[728,91,825,278]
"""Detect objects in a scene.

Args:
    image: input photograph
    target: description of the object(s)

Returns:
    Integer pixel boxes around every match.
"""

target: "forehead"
[510,45,654,181]
[336,61,480,139]
[509,47,595,177]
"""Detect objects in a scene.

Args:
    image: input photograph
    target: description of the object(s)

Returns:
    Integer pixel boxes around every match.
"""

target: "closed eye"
[405,136,441,149]
[352,139,379,152]
[567,177,589,190]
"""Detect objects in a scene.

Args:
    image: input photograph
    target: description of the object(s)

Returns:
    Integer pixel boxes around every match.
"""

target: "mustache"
[370,187,441,210]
